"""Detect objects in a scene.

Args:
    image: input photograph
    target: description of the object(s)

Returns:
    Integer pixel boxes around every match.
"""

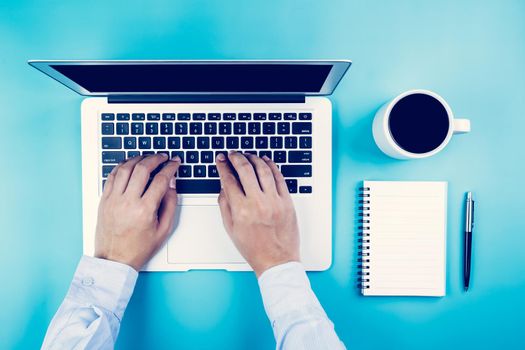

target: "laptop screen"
[49,63,333,94]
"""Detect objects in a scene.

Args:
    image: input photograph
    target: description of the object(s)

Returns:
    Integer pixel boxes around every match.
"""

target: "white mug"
[372,89,471,159]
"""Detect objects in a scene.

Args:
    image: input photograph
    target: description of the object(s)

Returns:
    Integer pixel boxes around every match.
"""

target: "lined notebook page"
[362,181,447,296]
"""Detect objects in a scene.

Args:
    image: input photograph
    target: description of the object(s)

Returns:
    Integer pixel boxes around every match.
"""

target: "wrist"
[94,251,142,272]
[253,258,301,278]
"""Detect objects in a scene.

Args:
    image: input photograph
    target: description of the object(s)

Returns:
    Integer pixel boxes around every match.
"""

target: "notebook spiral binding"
[357,186,371,290]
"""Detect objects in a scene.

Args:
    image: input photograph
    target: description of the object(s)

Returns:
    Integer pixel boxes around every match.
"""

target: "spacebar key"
[176,179,221,194]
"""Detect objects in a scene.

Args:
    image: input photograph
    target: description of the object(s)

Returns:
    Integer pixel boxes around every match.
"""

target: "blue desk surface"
[1,0,524,349]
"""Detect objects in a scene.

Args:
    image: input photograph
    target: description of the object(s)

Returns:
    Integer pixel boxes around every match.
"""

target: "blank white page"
[362,181,447,296]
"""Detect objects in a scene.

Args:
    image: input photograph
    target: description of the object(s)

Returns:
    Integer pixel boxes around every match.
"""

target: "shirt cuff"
[66,256,138,321]
[258,262,327,325]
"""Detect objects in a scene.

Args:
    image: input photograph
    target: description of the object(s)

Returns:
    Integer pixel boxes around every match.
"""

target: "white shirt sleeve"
[258,262,346,350]
[41,256,138,350]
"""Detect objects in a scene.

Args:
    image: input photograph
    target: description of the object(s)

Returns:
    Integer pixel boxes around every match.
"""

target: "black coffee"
[388,93,449,154]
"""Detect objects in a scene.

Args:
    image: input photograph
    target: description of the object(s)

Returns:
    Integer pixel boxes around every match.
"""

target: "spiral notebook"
[358,181,447,296]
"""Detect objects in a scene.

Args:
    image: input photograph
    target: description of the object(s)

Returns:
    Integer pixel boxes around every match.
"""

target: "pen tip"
[464,286,469,292]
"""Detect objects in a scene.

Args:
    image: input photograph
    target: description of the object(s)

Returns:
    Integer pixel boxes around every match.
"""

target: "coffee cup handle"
[453,119,471,134]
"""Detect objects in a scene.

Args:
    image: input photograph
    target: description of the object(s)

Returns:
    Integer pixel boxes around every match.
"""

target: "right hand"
[215,151,300,277]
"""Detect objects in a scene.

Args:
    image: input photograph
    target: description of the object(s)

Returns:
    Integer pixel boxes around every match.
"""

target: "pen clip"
[471,200,475,229]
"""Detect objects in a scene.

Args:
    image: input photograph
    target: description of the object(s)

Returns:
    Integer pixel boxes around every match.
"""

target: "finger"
[217,189,233,235]
[102,164,119,198]
[245,153,278,194]
[112,156,145,194]
[263,156,289,196]
[215,153,244,201]
[156,186,178,240]
[227,151,262,196]
[125,153,170,197]
[143,159,181,209]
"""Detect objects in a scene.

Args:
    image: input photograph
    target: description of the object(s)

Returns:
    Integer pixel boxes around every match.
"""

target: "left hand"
[94,153,181,271]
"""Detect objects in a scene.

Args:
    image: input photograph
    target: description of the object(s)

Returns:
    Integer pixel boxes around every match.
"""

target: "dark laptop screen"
[50,63,333,93]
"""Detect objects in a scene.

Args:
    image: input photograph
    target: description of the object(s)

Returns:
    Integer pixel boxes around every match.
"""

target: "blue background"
[1,0,524,349]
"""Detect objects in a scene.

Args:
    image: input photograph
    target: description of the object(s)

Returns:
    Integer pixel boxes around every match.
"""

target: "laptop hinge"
[107,94,305,104]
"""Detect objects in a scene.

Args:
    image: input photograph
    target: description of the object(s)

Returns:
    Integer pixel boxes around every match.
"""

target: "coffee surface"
[389,93,449,154]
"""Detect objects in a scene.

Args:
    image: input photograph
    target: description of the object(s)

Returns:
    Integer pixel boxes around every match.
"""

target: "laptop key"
[208,165,219,177]
[285,179,298,193]
[157,151,169,158]
[244,150,257,155]
[248,122,261,135]
[299,186,312,193]
[201,151,214,163]
[254,113,266,120]
[190,123,203,135]
[259,150,272,159]
[124,137,137,149]
[142,151,155,156]
[204,122,217,135]
[194,165,206,177]
[238,113,251,120]
[219,123,231,135]
[171,151,184,162]
[227,136,239,149]
[138,137,151,149]
[299,136,312,148]
[178,165,192,177]
[182,137,195,149]
[102,151,125,163]
[116,123,129,135]
[277,122,290,134]
[187,151,199,163]
[101,123,114,135]
[117,113,130,121]
[146,123,158,135]
[131,123,144,135]
[176,179,221,193]
[102,165,116,177]
[132,113,145,120]
[175,122,188,135]
[269,113,282,120]
[197,137,210,149]
[299,113,312,120]
[178,113,191,120]
[292,122,312,134]
[102,137,122,149]
[285,136,298,148]
[102,113,115,121]
[208,113,221,120]
[161,123,173,134]
[147,113,161,121]
[281,165,312,177]
[127,151,140,158]
[270,136,283,149]
[162,113,176,120]
[212,137,224,149]
[223,113,236,120]
[153,137,166,149]
[255,137,268,149]
[273,150,286,163]
[167,137,180,149]
[284,113,297,120]
[233,122,246,134]
[263,122,275,134]
[289,151,312,163]
[241,137,254,149]
[193,113,206,120]
[215,150,228,159]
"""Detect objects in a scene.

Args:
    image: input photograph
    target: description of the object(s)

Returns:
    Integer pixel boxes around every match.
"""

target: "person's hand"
[215,151,300,277]
[94,153,181,271]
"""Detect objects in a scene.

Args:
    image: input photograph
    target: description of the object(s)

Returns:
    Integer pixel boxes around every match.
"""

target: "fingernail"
[161,153,169,158]
[169,177,176,189]
[262,155,270,161]
[172,155,181,162]
[217,153,226,162]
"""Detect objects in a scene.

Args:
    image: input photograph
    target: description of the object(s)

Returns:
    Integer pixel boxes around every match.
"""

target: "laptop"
[29,60,351,271]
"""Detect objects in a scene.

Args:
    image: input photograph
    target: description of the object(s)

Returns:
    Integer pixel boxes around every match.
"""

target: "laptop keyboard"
[100,112,313,194]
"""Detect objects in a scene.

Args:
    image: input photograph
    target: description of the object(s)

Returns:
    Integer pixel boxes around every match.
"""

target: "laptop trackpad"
[167,205,245,264]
